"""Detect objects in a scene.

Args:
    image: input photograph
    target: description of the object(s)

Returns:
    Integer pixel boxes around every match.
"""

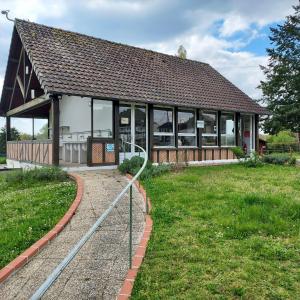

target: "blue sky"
[0,0,297,133]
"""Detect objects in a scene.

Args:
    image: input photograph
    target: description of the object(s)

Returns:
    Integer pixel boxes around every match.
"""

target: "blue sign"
[106,143,115,152]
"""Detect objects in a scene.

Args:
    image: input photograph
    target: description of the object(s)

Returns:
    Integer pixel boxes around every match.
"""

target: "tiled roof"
[14,19,267,114]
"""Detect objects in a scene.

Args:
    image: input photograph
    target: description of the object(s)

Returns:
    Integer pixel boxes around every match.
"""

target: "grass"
[0,157,6,164]
[0,168,76,269]
[131,164,300,299]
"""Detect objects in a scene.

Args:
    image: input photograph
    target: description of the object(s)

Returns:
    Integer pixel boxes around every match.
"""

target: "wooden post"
[235,112,240,146]
[174,107,178,149]
[51,95,60,166]
[217,111,221,147]
[197,109,202,149]
[254,114,259,152]
[6,116,11,142]
[148,104,153,161]
[114,100,120,165]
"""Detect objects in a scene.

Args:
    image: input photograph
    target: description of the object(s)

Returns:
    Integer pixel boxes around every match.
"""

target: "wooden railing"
[7,140,53,165]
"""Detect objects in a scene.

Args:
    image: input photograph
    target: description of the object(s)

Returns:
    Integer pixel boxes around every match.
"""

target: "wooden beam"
[24,67,33,101]
[114,100,120,165]
[174,106,178,148]
[235,112,240,146]
[51,95,60,166]
[6,95,48,117]
[16,75,25,98]
[148,104,153,160]
[254,114,259,152]
[9,48,24,110]
[217,111,221,147]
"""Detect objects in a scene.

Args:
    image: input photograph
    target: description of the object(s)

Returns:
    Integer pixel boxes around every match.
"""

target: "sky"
[0,0,297,134]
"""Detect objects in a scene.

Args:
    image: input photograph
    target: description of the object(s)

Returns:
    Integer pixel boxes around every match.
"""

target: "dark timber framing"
[6,117,11,143]
[114,100,120,165]
[51,95,60,166]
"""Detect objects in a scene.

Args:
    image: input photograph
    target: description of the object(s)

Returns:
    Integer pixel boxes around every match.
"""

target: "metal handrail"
[30,141,147,300]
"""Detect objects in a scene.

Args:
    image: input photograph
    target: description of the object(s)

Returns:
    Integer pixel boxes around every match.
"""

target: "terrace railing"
[7,140,53,165]
[30,141,147,300]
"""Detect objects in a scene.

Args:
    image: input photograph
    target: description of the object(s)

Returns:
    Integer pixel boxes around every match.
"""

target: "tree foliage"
[267,130,298,144]
[260,5,300,134]
[177,45,187,59]
[0,127,20,155]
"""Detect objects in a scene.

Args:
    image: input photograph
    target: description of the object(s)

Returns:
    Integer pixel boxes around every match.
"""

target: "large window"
[178,110,196,147]
[93,99,113,138]
[201,111,218,146]
[220,112,235,146]
[153,107,175,147]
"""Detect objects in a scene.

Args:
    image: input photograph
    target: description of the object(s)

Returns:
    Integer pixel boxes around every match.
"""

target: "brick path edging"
[0,173,84,284]
[117,174,153,300]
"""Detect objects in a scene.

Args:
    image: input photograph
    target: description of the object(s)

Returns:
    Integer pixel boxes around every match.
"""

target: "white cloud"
[219,13,250,37]
[0,0,67,23]
[84,0,159,14]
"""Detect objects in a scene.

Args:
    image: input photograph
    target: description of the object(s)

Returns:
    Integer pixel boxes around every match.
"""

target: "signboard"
[106,143,115,152]
[197,120,205,129]
[121,117,129,125]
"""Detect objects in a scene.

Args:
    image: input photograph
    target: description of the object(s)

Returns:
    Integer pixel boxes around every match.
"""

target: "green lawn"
[0,171,76,268]
[132,164,300,299]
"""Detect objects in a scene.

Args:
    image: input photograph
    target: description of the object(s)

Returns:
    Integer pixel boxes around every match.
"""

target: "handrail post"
[129,185,133,268]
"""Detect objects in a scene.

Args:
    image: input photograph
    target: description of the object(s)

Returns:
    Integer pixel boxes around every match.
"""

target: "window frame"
[177,108,197,148]
[220,111,236,147]
[201,110,218,148]
[153,106,175,137]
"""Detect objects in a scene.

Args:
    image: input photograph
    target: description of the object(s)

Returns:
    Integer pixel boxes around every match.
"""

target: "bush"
[243,152,263,168]
[231,147,246,160]
[0,157,6,164]
[262,153,296,166]
[5,167,68,185]
[118,156,172,180]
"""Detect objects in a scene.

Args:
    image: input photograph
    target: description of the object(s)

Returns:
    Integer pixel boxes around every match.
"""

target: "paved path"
[0,170,145,299]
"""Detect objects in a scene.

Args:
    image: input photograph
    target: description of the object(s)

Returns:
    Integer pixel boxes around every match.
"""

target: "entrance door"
[240,115,253,155]
[119,104,147,163]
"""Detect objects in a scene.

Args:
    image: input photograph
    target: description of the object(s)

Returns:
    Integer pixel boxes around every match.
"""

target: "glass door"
[119,104,147,163]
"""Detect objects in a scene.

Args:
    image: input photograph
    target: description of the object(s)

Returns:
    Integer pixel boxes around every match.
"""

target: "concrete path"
[0,170,145,299]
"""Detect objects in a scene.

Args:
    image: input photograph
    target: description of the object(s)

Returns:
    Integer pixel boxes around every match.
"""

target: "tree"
[35,123,49,140]
[177,45,187,59]
[260,4,300,134]
[0,127,20,155]
[267,130,298,143]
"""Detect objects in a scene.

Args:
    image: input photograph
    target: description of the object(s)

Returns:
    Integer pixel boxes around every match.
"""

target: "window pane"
[153,135,175,147]
[200,111,218,146]
[178,136,196,147]
[202,112,217,134]
[202,135,218,146]
[178,111,195,134]
[153,108,173,133]
[93,100,113,138]
[220,113,235,146]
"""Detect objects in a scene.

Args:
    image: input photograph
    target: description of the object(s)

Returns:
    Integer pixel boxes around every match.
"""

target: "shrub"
[118,156,172,180]
[243,152,263,168]
[262,153,296,165]
[0,157,6,164]
[5,167,68,185]
[231,147,246,160]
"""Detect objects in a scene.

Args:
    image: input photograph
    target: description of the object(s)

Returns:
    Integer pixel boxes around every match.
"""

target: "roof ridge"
[15,18,209,67]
